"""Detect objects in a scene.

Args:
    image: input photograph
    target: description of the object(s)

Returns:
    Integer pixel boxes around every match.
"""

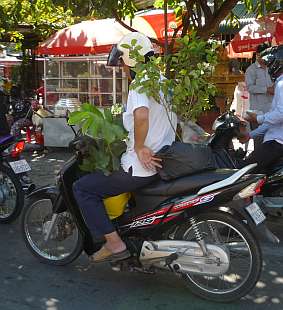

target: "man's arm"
[134,107,162,170]
[134,107,149,151]
[257,84,283,125]
[249,123,269,139]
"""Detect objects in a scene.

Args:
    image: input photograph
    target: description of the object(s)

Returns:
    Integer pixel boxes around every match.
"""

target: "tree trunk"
[196,0,238,39]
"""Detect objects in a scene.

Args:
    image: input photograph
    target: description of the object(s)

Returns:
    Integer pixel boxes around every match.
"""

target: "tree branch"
[182,0,195,36]
[196,0,238,39]
[196,1,202,27]
[199,0,213,22]
[164,0,168,56]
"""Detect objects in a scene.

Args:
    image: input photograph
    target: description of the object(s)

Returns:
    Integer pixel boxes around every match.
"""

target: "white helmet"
[107,32,154,67]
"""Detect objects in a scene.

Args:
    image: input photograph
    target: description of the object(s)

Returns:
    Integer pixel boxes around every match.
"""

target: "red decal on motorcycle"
[172,193,216,212]
[132,205,172,221]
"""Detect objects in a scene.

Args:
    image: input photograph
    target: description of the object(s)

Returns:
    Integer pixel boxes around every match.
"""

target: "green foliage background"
[128,33,218,122]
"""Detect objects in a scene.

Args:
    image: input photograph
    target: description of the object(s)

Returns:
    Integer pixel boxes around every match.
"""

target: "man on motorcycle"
[73,32,177,263]
[241,45,283,170]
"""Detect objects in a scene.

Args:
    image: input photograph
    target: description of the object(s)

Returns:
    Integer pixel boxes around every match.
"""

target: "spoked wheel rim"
[24,198,81,261]
[0,171,18,219]
[182,220,253,295]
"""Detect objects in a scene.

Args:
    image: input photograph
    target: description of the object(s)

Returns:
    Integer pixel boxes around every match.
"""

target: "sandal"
[89,246,131,263]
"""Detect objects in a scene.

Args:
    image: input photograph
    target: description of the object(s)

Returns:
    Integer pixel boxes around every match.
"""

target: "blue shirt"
[250,74,283,144]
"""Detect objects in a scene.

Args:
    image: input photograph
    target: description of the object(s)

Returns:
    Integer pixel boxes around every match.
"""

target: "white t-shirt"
[121,82,177,177]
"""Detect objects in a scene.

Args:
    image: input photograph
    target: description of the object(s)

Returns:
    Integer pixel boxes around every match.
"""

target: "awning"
[231,12,283,53]
[0,56,22,66]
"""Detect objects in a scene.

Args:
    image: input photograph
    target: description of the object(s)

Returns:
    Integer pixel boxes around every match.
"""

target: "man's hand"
[267,85,274,96]
[135,146,162,171]
[245,111,258,123]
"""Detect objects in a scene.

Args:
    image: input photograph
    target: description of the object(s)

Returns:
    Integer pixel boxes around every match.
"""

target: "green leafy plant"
[68,103,127,175]
[127,32,218,122]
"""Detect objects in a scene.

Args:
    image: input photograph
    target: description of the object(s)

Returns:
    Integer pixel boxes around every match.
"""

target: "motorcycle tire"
[175,211,262,303]
[21,194,84,266]
[0,164,24,223]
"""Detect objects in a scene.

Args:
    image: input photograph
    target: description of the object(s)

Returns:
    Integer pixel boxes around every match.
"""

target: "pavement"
[0,148,283,310]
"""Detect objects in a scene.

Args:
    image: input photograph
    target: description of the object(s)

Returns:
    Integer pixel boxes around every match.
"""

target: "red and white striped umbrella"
[37,10,180,56]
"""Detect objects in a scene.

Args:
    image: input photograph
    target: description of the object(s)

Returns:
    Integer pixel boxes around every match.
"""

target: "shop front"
[41,55,128,146]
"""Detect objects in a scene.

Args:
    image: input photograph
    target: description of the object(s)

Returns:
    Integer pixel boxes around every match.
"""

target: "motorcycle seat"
[0,135,14,152]
[0,134,14,145]
[137,169,237,197]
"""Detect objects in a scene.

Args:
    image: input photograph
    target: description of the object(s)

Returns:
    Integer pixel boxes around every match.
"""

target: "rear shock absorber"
[189,217,208,256]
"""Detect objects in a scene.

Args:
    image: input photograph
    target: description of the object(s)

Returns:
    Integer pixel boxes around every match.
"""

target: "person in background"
[10,85,33,138]
[245,43,274,149]
[36,80,45,104]
[240,45,283,171]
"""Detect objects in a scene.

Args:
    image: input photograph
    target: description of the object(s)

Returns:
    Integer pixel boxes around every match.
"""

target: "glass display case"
[43,55,128,114]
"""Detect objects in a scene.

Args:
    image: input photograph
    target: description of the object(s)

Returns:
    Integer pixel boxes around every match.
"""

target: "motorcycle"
[0,134,32,223]
[21,128,278,303]
[210,111,283,218]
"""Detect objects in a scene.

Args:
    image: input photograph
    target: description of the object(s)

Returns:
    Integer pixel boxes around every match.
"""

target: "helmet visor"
[107,45,123,66]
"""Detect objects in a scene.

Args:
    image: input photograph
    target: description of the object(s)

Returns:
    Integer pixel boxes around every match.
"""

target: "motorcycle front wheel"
[0,164,24,223]
[176,211,262,303]
[21,195,83,266]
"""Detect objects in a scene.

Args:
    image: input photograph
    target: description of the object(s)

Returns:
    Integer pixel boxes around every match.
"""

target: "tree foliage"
[127,33,218,122]
[151,0,280,39]
[0,0,279,46]
[0,0,74,45]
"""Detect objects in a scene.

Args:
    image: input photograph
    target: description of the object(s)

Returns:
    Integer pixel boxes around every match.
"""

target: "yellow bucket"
[103,192,130,219]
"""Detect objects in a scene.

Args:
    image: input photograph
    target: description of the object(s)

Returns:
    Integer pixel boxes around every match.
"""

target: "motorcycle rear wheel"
[0,164,24,223]
[21,195,83,266]
[175,211,262,302]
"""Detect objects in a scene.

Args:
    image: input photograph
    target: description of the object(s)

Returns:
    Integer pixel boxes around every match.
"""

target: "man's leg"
[245,140,283,170]
[73,169,158,260]
[250,122,263,151]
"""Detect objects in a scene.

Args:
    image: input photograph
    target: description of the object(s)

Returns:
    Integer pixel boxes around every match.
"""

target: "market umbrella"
[37,19,128,55]
[231,12,283,53]
[37,10,180,56]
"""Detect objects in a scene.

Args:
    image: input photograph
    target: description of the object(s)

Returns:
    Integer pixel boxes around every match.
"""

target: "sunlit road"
[0,150,282,310]
[1,220,283,310]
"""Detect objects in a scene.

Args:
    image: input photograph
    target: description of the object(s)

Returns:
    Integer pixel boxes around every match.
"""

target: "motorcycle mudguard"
[218,202,280,244]
[26,185,59,200]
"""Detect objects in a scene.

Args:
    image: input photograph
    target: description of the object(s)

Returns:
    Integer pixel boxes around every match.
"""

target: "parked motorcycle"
[210,111,283,218]
[0,135,31,223]
[21,129,278,302]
